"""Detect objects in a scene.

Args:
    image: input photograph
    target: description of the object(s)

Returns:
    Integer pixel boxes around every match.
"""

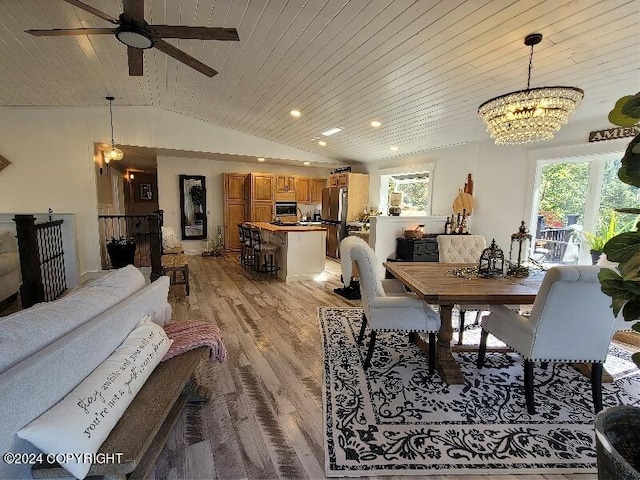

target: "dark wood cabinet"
[396,237,439,262]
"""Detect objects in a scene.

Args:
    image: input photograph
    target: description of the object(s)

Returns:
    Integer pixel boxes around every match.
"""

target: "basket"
[404,229,423,240]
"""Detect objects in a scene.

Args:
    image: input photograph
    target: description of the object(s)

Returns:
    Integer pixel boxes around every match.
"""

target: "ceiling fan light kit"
[478,33,584,146]
[26,0,239,77]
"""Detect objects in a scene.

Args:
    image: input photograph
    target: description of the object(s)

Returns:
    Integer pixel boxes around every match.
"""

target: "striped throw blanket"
[162,320,228,363]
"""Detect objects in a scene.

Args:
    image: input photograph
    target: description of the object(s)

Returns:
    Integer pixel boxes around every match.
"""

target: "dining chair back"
[350,243,440,372]
[437,234,487,344]
[477,265,618,414]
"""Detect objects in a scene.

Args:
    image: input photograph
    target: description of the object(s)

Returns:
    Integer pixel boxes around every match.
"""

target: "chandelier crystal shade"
[105,96,124,163]
[478,33,584,146]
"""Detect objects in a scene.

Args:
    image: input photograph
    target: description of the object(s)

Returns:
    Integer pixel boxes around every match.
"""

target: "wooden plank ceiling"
[0,0,638,163]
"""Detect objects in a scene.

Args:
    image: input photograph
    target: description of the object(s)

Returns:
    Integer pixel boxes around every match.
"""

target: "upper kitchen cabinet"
[251,173,275,202]
[225,173,247,202]
[295,178,311,203]
[275,175,296,201]
[329,173,349,187]
[311,178,326,204]
[295,177,326,204]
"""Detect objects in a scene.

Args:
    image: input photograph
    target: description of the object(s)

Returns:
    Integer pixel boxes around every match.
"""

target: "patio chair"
[477,265,618,414]
[350,243,441,373]
[437,234,488,344]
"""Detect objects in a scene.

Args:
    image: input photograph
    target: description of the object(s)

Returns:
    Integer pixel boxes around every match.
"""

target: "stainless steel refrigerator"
[321,187,348,258]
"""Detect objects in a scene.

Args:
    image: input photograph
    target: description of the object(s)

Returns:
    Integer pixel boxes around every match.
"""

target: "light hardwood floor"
[149,254,597,480]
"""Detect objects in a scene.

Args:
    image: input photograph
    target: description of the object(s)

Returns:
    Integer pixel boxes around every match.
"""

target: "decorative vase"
[595,406,640,479]
[106,243,136,269]
[591,249,602,265]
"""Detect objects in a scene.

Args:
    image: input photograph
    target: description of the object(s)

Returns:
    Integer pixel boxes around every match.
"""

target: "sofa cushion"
[0,277,170,480]
[0,230,17,254]
[17,316,172,479]
[0,251,19,275]
[0,265,146,374]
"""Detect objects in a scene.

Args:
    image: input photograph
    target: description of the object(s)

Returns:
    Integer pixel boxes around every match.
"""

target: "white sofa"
[0,265,172,479]
[0,229,20,304]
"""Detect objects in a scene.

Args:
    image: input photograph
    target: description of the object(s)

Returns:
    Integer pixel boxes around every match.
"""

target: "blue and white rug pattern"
[319,307,640,476]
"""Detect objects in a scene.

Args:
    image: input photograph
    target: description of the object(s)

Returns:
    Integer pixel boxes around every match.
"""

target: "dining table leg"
[436,304,465,385]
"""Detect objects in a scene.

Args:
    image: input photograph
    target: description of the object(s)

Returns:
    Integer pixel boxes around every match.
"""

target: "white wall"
[157,156,331,253]
[364,115,632,253]
[0,106,334,274]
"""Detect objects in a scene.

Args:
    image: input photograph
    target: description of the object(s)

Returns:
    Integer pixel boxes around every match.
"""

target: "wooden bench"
[32,347,209,479]
[161,254,189,295]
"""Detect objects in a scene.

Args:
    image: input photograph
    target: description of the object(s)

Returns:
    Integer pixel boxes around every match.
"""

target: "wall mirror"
[179,175,207,240]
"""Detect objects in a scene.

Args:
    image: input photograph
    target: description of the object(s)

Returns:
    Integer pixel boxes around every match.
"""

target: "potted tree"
[106,236,136,268]
[594,92,640,478]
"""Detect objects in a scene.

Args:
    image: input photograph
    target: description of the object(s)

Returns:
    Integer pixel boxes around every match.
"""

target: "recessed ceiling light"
[390,146,399,151]
[371,120,381,128]
[322,127,342,136]
[304,161,310,165]
[318,141,327,147]
[258,157,265,162]
[290,110,301,118]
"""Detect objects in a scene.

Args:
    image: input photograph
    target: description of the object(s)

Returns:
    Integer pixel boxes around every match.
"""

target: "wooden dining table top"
[383,262,544,305]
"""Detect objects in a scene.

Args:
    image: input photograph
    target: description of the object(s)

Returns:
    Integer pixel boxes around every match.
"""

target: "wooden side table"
[161,253,189,295]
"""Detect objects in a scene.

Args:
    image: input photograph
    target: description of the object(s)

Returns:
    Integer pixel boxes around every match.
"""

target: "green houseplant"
[584,213,618,264]
[597,92,640,362]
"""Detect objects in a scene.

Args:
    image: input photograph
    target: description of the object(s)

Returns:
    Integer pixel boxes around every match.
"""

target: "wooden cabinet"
[223,173,249,251]
[295,178,311,203]
[329,173,348,187]
[251,174,274,202]
[295,177,325,204]
[311,178,326,204]
[251,202,274,223]
[275,175,295,201]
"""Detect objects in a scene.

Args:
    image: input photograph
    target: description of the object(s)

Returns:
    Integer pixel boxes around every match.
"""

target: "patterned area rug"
[319,307,640,476]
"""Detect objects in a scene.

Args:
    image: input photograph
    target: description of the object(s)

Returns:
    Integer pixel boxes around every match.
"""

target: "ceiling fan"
[25,0,239,77]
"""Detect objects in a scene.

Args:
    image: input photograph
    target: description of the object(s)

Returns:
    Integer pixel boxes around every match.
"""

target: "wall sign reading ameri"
[589,126,640,142]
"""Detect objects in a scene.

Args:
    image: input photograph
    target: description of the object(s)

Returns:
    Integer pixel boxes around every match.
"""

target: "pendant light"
[104,96,124,163]
[478,33,584,145]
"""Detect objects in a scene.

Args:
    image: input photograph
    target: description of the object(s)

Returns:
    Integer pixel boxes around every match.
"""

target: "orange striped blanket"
[162,321,228,363]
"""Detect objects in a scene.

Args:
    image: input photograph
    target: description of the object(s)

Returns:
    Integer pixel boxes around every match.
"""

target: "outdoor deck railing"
[535,227,577,263]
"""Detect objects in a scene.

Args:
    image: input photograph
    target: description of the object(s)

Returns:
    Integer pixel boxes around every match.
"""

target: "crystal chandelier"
[478,33,584,146]
[104,96,124,163]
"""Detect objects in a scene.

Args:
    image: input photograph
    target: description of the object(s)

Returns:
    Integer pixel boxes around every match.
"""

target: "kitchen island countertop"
[249,222,327,232]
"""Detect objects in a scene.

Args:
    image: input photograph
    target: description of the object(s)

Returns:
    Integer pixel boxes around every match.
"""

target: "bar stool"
[237,223,246,266]
[241,224,254,269]
[250,227,280,276]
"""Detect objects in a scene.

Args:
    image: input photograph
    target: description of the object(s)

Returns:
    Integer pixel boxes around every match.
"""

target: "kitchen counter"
[250,222,327,282]
[250,222,326,233]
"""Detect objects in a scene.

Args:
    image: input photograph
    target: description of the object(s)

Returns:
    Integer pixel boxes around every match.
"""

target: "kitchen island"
[249,222,327,282]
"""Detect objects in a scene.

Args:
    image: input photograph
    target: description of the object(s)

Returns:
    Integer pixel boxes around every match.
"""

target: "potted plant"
[584,213,618,264]
[106,236,136,268]
[595,92,640,478]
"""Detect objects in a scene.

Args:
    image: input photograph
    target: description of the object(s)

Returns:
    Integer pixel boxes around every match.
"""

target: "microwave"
[275,202,297,216]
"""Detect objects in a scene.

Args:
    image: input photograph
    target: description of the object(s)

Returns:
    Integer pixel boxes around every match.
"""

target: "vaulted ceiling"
[1,0,638,163]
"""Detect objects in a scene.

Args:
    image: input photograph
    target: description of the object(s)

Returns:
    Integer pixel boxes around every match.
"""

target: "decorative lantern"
[478,239,505,278]
[508,221,532,277]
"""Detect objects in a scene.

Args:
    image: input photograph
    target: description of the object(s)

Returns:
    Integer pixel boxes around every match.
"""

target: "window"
[385,172,430,216]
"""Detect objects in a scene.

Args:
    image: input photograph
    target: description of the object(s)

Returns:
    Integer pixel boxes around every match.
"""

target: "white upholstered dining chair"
[476,265,618,415]
[340,236,407,295]
[350,242,441,373]
[437,234,487,344]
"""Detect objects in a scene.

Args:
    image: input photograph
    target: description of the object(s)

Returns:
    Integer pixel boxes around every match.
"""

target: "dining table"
[383,261,544,385]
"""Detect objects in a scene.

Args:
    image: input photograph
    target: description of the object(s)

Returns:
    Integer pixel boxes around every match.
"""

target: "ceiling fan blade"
[61,0,118,24]
[26,28,115,36]
[123,0,144,22]
[128,47,144,76]
[148,26,239,41]
[154,39,218,77]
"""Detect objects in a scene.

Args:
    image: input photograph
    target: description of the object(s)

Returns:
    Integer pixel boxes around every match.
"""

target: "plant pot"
[107,243,136,269]
[595,406,640,479]
[591,250,602,265]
